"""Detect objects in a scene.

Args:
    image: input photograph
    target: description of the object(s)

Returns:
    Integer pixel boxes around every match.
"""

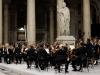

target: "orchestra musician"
[20,44,27,62]
[98,39,100,54]
[14,43,21,64]
[36,44,48,70]
[50,45,57,66]
[7,45,14,64]
[71,42,88,71]
[85,38,94,59]
[3,43,11,64]
[0,45,3,63]
[54,44,69,73]
[26,44,36,69]
[94,39,100,65]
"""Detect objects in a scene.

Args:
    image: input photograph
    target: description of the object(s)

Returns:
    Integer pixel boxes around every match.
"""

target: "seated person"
[14,44,22,64]
[26,45,36,69]
[36,44,48,70]
[71,42,87,71]
[54,44,69,73]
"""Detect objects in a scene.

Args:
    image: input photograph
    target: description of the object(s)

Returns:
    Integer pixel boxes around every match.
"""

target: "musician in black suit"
[36,44,48,56]
[20,44,27,62]
[26,45,36,68]
[0,45,3,63]
[8,45,14,64]
[85,38,94,58]
[94,39,100,65]
[14,43,21,64]
[3,43,11,64]
[72,42,87,71]
[54,44,69,73]
[63,43,68,53]
[36,44,48,70]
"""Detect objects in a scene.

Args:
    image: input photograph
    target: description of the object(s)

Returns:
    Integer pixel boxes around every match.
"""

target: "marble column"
[49,6,54,45]
[4,3,9,44]
[83,0,91,42]
[0,0,2,44]
[57,0,64,37]
[27,0,36,45]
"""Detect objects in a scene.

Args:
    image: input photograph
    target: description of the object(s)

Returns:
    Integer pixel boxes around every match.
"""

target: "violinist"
[94,39,100,65]
[4,43,10,64]
[9,45,14,63]
[71,42,87,71]
[20,44,27,62]
[14,43,21,64]
[54,44,69,73]
[85,38,94,59]
[50,45,57,57]
[49,45,57,66]
[26,45,36,69]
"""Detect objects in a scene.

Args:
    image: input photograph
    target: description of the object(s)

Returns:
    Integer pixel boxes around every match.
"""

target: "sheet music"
[45,48,49,54]
[69,45,75,50]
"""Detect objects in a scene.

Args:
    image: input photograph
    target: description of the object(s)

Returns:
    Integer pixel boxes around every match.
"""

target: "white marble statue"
[57,2,70,36]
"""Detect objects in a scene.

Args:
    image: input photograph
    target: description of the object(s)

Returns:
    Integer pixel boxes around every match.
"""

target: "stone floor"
[0,62,100,75]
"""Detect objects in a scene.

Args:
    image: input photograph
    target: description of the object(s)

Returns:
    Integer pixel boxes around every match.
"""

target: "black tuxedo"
[26,48,36,68]
[94,43,99,53]
[27,48,36,56]
[14,47,22,64]
[85,42,93,50]
[63,47,68,53]
[0,48,3,56]
[56,49,66,56]
[8,49,14,63]
[72,46,87,71]
[14,47,21,55]
[94,43,100,59]
[0,48,3,62]
[36,47,48,56]
[35,47,48,69]
[20,48,27,62]
[85,42,94,57]
[3,48,11,64]
[76,47,87,58]
[55,49,69,72]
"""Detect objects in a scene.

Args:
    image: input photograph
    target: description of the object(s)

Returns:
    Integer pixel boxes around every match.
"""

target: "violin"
[67,48,78,59]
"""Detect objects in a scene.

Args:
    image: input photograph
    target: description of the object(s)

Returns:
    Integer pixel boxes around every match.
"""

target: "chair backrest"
[55,55,66,64]
[79,54,87,60]
[37,54,47,61]
[29,53,37,60]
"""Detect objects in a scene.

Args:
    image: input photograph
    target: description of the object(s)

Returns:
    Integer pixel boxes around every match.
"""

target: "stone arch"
[90,0,100,24]
[90,0,100,37]
[90,0,100,11]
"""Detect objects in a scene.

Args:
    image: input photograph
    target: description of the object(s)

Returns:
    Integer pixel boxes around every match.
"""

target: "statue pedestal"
[56,36,76,46]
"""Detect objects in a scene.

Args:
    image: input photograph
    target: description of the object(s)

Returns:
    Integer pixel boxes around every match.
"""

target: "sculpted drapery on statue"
[57,2,70,36]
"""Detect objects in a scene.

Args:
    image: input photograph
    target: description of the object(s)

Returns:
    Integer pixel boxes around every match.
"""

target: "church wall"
[1,0,100,44]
